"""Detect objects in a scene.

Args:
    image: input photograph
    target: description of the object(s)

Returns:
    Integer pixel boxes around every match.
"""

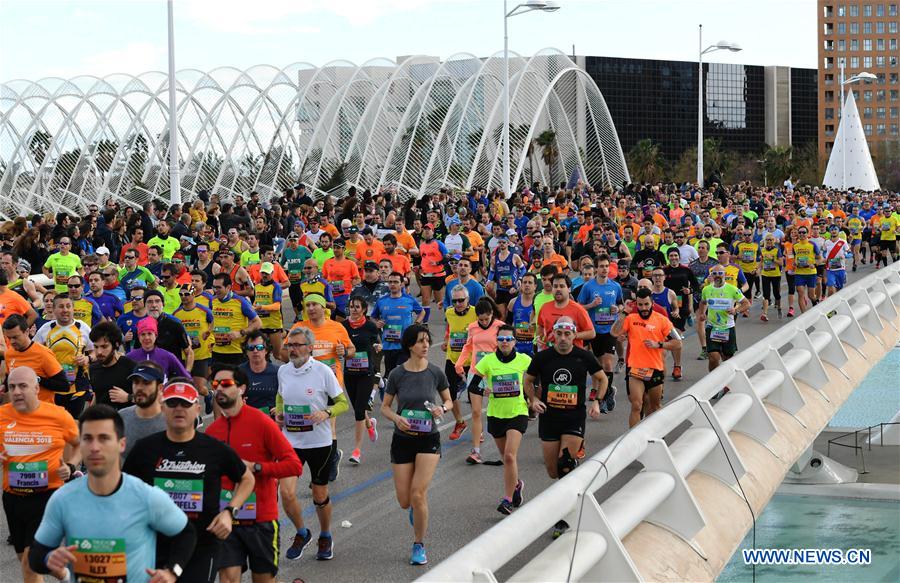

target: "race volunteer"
[698,266,751,373]
[206,365,302,583]
[124,380,255,583]
[30,405,197,583]
[466,324,531,516]
[277,327,350,562]
[610,288,682,428]
[1,367,80,583]
[524,317,606,539]
[211,272,262,367]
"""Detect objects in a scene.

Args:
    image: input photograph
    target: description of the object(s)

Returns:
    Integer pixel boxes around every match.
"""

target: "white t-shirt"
[278,359,343,449]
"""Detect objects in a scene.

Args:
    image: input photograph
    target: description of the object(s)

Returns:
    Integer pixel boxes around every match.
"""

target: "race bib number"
[8,461,48,492]
[55,267,72,286]
[515,321,534,341]
[741,251,755,262]
[68,537,126,582]
[881,221,890,231]
[384,325,402,343]
[594,307,616,325]
[214,326,231,346]
[346,351,369,370]
[796,256,810,268]
[828,258,843,270]
[632,367,654,382]
[401,409,433,434]
[220,490,257,524]
[62,363,77,383]
[499,274,513,288]
[491,374,520,398]
[449,331,467,352]
[331,280,345,294]
[763,259,776,271]
[710,327,730,342]
[154,478,203,514]
[284,404,313,432]
[547,384,578,408]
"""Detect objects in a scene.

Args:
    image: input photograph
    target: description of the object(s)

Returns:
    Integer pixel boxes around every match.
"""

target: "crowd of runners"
[0,180,896,581]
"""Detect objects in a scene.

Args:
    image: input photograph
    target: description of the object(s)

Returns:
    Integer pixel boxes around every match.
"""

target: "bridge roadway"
[0,268,875,582]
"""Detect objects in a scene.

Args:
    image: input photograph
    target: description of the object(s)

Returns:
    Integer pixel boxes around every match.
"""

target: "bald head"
[7,366,40,412]
[637,278,652,291]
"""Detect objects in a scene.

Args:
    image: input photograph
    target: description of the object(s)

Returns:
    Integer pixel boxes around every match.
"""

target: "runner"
[698,265,751,373]
[1,366,80,583]
[253,262,286,360]
[523,318,606,538]
[485,234,525,319]
[120,361,168,459]
[758,234,784,321]
[649,267,682,378]
[41,237,82,294]
[466,324,531,515]
[211,272,262,367]
[341,296,381,465]
[206,365,303,583]
[30,404,197,583]
[610,288,682,427]
[536,273,594,351]
[824,225,850,295]
[507,272,537,357]
[88,321,138,410]
[417,223,449,322]
[124,379,255,583]
[173,284,214,395]
[322,238,360,319]
[444,285,478,439]
[277,327,350,562]
[792,225,821,313]
[372,272,424,377]
[125,317,192,381]
[380,323,453,566]
[578,253,624,409]
[237,330,281,415]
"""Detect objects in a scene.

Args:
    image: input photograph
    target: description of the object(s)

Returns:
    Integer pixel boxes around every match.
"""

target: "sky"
[0,0,818,82]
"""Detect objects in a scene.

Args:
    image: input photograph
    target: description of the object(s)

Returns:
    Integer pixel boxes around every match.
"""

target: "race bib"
[710,327,730,342]
[514,321,533,341]
[491,374,520,398]
[220,490,257,524]
[547,384,578,408]
[214,326,231,346]
[881,221,890,231]
[154,477,203,514]
[741,251,755,262]
[594,307,616,325]
[449,331,467,352]
[331,280,345,294]
[632,367,654,382]
[8,461,48,492]
[763,259,776,271]
[62,363,77,383]
[384,324,402,343]
[828,258,843,270]
[498,274,513,288]
[346,351,369,370]
[401,409,433,434]
[796,256,810,268]
[284,404,314,432]
[68,537,126,582]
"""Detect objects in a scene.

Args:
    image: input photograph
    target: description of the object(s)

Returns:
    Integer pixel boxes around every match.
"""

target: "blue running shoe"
[410,542,427,565]
[315,536,334,560]
[286,529,312,560]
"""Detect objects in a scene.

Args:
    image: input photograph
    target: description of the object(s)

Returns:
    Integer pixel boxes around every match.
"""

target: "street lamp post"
[503,0,559,196]
[167,0,181,206]
[838,62,877,189]
[697,24,741,188]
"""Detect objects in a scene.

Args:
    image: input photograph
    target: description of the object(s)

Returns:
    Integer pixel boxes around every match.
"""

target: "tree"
[535,129,559,187]
[871,141,900,191]
[626,139,665,184]
[762,145,794,185]
[93,139,118,177]
[672,147,697,184]
[702,138,734,183]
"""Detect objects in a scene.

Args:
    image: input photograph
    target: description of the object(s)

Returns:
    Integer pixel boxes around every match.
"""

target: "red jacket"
[207,404,302,522]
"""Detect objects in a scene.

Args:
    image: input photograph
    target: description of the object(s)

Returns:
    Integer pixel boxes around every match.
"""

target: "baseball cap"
[96,246,110,256]
[129,361,164,383]
[348,226,359,234]
[332,237,345,247]
[260,262,274,274]
[161,381,199,404]
[505,229,517,237]
[423,223,434,230]
[364,261,378,271]
[341,219,352,228]
[287,232,300,240]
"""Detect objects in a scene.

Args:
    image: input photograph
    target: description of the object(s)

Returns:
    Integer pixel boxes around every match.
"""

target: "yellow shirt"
[173,305,214,360]
[254,283,284,330]
[211,293,256,354]
[759,246,782,277]
[793,241,818,275]
[444,306,477,364]
[734,242,759,273]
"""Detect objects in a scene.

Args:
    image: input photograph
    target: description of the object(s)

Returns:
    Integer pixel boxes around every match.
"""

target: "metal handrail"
[420,263,900,582]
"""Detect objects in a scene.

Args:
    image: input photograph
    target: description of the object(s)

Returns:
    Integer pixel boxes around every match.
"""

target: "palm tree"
[627,138,664,183]
[535,129,559,187]
[763,145,794,185]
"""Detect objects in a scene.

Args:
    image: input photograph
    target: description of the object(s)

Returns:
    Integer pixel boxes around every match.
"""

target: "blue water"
[829,348,900,429]
[719,494,900,582]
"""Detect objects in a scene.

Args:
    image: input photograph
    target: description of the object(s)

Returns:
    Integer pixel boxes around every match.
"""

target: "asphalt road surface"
[0,267,876,582]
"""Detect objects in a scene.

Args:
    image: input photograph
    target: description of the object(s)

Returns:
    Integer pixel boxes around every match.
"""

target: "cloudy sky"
[1,0,817,81]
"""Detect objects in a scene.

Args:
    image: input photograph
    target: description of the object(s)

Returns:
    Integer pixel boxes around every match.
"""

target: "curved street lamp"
[697,24,742,188]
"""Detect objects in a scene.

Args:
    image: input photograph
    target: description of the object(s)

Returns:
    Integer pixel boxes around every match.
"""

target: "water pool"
[828,347,900,429]
[719,494,900,582]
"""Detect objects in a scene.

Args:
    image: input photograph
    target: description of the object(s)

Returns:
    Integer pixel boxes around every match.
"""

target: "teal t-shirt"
[701,283,744,329]
[34,474,188,582]
[282,246,313,284]
[475,351,531,419]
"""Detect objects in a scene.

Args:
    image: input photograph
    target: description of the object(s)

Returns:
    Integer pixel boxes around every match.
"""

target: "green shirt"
[475,352,531,419]
[312,248,335,270]
[146,236,180,260]
[240,249,261,267]
[282,246,313,284]
[43,252,82,293]
[701,283,744,329]
[162,286,181,314]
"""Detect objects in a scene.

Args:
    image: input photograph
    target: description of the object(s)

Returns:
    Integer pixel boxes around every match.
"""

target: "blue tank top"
[652,288,672,316]
[493,251,516,291]
[511,296,535,355]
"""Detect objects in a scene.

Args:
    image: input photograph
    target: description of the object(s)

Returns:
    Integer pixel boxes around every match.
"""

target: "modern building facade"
[817,1,900,163]
[581,55,817,161]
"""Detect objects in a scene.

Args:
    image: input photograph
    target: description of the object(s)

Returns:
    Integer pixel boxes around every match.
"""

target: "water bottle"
[423,400,442,425]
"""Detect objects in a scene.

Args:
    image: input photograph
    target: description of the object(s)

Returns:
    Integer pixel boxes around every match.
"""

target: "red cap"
[161,382,199,404]
[423,223,435,230]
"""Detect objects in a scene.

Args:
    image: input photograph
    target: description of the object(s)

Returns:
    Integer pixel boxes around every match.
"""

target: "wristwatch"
[253,463,262,473]
[168,564,183,578]
[224,505,237,518]
[657,341,664,349]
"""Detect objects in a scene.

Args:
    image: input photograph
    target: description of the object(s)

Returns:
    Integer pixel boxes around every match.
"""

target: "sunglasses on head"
[211,378,237,389]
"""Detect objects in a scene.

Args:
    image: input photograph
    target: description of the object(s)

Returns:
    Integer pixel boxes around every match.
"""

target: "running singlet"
[212,292,257,354]
[492,251,517,291]
[173,304,214,360]
[44,253,82,293]
[254,282,284,329]
[419,239,448,277]
[651,288,673,316]
[0,401,77,494]
[445,307,477,364]
[510,296,535,355]
[792,241,818,275]
[475,352,531,419]
[372,295,423,351]
[577,279,624,334]
[759,247,782,277]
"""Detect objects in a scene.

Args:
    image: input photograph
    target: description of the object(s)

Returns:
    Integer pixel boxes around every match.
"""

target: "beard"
[215,391,238,410]
[638,309,653,319]
[134,390,158,408]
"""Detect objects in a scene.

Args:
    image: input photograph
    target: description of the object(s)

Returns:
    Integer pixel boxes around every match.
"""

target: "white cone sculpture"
[823,90,881,191]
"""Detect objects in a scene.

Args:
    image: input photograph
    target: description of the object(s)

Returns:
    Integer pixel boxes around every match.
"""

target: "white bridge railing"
[421,263,900,583]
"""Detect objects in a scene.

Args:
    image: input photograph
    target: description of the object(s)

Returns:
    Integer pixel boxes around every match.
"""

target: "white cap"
[341,219,352,228]
[96,246,110,255]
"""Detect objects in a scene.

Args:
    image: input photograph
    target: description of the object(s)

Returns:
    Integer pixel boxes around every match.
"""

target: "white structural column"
[166,0,181,205]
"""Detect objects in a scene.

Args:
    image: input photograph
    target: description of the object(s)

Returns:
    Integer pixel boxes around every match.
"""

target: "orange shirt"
[354,239,385,267]
[4,342,64,403]
[543,253,569,271]
[247,262,289,285]
[536,300,593,348]
[322,257,360,297]
[381,252,411,276]
[0,401,78,494]
[292,319,353,385]
[395,230,417,254]
[322,224,340,239]
[0,289,32,328]
[464,231,484,263]
[620,311,673,372]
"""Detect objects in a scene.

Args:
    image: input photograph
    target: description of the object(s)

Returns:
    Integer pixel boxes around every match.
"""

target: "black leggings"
[762,275,781,303]
[785,273,796,295]
[344,374,374,421]
[744,273,759,299]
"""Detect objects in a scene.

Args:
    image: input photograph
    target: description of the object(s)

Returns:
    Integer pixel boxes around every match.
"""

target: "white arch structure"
[0,49,629,220]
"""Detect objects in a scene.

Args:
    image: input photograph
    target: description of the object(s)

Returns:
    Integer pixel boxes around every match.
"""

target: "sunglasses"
[452,298,467,304]
[179,292,192,297]
[67,283,81,288]
[710,272,726,277]
[131,296,145,301]
[60,242,71,246]
[246,344,266,352]
[173,259,183,264]
[211,378,237,389]
[497,336,516,342]
[125,255,137,260]
[164,399,195,409]
[103,273,115,278]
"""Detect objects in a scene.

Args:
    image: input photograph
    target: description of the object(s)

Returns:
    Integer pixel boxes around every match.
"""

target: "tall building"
[817,1,900,165]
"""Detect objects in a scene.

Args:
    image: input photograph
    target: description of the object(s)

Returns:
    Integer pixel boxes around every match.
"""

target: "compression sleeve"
[28,540,55,574]
[467,373,484,394]
[329,391,350,418]
[163,522,197,574]
[41,370,72,394]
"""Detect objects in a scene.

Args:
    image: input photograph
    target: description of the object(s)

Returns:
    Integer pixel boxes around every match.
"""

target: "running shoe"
[497,498,514,515]
[576,444,585,460]
[367,418,378,442]
[672,365,682,381]
[777,306,783,319]
[697,349,708,360]
[449,421,468,440]
[604,385,617,412]
[852,264,857,272]
[615,359,624,373]
[316,536,334,560]
[760,313,769,322]
[410,543,428,565]
[286,529,313,560]
[465,450,483,464]
[328,449,342,482]
[787,307,795,317]
[512,479,525,507]
[552,520,569,539]
[349,448,361,465]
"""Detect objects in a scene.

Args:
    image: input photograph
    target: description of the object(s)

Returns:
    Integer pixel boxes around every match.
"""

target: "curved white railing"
[420,263,900,583]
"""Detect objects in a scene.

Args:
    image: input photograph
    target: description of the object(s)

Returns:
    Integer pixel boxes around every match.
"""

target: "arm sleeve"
[41,370,72,394]
[162,522,196,572]
[329,392,350,418]
[239,297,257,319]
